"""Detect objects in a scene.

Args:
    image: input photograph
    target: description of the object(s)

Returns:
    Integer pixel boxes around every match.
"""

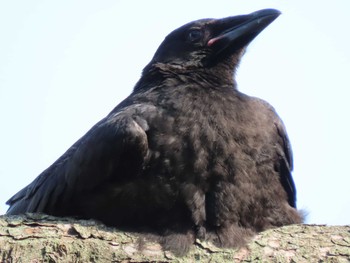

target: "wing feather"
[275,121,296,208]
[6,106,151,215]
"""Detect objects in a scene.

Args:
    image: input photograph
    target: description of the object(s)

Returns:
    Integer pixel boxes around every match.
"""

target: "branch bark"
[0,214,349,262]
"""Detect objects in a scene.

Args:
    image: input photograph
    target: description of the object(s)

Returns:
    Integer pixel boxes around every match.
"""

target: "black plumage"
[6,9,302,254]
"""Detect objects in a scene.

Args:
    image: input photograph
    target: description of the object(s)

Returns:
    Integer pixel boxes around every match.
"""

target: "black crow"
[6,9,302,254]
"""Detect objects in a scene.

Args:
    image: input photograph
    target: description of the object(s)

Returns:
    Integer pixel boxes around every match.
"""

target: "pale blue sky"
[1,0,349,225]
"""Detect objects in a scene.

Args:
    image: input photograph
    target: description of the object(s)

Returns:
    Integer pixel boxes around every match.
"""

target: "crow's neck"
[133,62,237,93]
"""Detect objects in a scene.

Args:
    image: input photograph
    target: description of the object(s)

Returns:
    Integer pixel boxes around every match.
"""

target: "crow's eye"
[187,29,203,43]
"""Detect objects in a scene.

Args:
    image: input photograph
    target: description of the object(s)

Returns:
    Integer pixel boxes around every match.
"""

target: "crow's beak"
[208,9,281,54]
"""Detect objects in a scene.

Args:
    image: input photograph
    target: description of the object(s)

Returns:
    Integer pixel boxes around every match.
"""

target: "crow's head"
[148,9,280,72]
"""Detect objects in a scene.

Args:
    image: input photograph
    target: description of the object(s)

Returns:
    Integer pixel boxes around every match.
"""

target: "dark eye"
[187,29,203,43]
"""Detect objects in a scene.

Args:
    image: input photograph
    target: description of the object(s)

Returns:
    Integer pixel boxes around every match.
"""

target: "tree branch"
[0,214,349,262]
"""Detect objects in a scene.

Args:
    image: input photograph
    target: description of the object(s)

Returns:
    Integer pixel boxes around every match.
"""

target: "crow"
[6,9,302,254]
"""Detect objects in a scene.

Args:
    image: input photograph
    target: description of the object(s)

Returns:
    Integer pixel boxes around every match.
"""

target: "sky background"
[0,0,349,225]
